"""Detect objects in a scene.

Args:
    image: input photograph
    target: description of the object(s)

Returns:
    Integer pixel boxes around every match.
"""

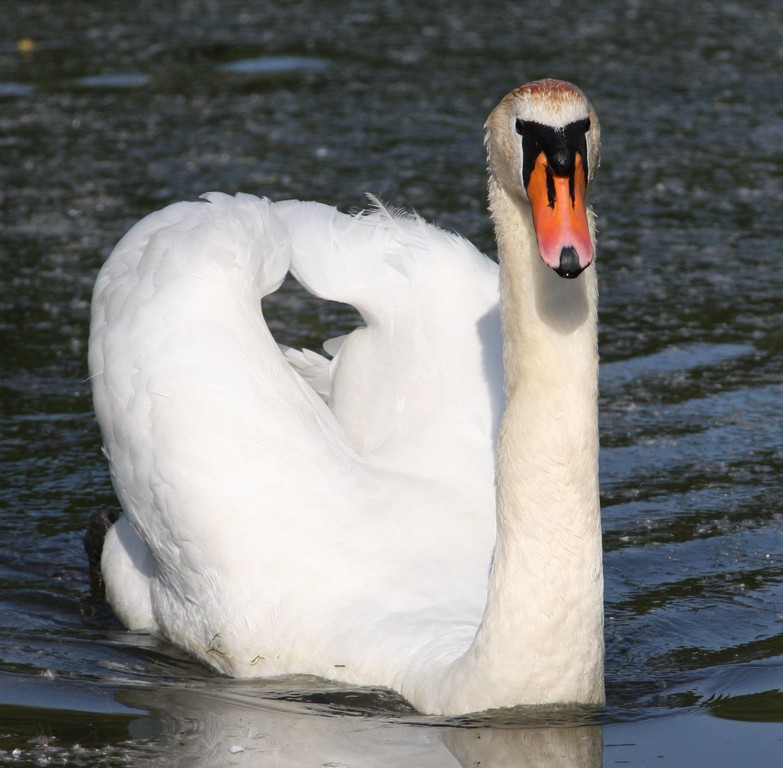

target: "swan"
[88,78,604,716]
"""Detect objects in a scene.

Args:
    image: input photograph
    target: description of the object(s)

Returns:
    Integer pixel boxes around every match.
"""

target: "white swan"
[88,78,604,716]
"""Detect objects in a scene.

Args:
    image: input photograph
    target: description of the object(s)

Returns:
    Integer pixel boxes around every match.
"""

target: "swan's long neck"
[438,184,604,713]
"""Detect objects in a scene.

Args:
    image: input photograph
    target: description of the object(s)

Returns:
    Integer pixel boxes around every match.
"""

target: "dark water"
[1,0,782,764]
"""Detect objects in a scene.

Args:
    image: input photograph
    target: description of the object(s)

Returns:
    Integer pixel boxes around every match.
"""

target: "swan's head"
[485,79,600,279]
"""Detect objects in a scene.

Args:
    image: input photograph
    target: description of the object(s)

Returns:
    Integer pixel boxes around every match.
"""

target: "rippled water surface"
[1,0,782,765]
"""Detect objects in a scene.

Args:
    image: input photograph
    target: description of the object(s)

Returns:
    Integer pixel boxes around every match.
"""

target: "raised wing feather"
[274,198,504,487]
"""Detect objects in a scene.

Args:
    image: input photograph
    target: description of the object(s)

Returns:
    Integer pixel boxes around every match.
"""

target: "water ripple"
[217,55,330,76]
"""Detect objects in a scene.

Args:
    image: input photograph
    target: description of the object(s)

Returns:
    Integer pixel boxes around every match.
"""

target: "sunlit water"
[1,1,782,765]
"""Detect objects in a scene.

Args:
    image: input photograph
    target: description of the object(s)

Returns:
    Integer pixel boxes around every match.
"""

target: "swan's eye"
[515,119,525,135]
[584,118,591,133]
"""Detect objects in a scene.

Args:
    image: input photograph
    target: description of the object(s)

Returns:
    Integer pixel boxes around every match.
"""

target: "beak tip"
[552,246,591,279]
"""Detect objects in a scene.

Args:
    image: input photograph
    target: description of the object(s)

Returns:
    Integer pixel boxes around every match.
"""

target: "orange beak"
[526,151,593,278]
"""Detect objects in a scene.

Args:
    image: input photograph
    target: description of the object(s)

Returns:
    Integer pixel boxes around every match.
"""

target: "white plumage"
[89,79,604,715]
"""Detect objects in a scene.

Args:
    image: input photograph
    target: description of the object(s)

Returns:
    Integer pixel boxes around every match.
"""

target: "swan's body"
[89,79,604,715]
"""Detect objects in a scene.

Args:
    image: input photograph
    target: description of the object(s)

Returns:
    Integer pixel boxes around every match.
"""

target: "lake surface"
[1,0,782,764]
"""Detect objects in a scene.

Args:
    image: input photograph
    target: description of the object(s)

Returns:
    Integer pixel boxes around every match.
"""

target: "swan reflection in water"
[118,684,603,768]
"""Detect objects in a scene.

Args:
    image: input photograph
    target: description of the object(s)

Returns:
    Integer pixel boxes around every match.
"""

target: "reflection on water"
[6,676,783,766]
[131,689,604,768]
[1,0,783,764]
[4,678,605,768]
